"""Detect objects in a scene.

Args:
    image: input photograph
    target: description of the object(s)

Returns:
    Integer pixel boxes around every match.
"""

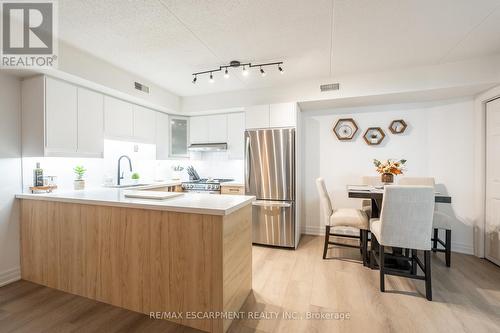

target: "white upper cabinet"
[170,117,189,157]
[189,116,209,143]
[245,104,270,129]
[227,113,245,159]
[156,112,170,160]
[22,75,175,158]
[45,77,78,152]
[189,114,228,143]
[269,102,296,127]
[77,87,104,156]
[104,96,134,139]
[133,105,156,143]
[208,114,228,143]
[245,103,296,129]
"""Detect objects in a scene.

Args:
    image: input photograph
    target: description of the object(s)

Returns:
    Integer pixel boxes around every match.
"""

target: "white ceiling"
[58,0,500,97]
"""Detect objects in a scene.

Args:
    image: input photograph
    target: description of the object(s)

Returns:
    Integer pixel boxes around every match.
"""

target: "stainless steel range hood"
[188,142,228,152]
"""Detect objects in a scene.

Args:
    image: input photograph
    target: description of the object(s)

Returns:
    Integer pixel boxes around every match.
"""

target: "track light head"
[192,75,197,84]
[209,72,214,83]
[260,67,266,77]
[278,65,284,74]
[242,66,249,76]
[224,68,229,79]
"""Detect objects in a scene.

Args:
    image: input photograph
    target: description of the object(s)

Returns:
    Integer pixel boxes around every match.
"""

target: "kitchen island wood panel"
[20,200,252,333]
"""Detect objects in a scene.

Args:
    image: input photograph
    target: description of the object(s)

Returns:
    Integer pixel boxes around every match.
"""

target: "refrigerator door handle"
[245,134,251,193]
[252,200,292,208]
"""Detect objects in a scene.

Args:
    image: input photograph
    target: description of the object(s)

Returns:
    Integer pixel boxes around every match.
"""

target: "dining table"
[347,185,452,218]
[347,185,452,268]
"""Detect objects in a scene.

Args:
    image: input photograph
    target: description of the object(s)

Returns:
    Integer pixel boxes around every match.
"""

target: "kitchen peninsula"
[16,189,254,333]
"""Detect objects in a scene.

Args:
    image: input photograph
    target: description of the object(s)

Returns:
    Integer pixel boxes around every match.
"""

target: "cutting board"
[124,190,184,200]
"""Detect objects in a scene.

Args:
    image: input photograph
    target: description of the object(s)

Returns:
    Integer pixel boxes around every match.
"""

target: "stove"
[181,178,234,194]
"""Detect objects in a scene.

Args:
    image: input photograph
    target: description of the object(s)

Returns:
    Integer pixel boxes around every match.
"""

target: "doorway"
[485,97,500,266]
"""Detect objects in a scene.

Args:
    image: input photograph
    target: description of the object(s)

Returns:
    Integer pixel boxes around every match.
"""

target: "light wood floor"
[1,235,499,333]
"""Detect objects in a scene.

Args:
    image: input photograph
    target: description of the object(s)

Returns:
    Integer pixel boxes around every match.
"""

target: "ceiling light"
[191,60,283,84]
[260,67,266,77]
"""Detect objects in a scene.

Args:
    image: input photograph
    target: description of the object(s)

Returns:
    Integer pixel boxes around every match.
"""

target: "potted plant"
[373,159,406,184]
[131,172,140,184]
[73,165,87,190]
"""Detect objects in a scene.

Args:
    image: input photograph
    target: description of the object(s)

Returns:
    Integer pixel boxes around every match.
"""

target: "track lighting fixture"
[191,60,283,84]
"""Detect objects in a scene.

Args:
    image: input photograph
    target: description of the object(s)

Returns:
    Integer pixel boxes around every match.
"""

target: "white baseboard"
[303,226,474,255]
[451,242,474,255]
[303,225,324,236]
[0,267,21,287]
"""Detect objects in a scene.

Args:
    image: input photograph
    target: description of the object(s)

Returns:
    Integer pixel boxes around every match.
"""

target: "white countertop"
[16,188,255,216]
[102,180,182,190]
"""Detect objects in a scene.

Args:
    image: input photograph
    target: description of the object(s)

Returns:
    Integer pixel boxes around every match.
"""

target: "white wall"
[0,72,22,286]
[303,98,476,254]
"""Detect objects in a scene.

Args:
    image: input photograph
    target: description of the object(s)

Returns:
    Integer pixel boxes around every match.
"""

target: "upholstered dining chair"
[398,177,452,266]
[370,185,435,301]
[361,176,382,217]
[316,178,370,264]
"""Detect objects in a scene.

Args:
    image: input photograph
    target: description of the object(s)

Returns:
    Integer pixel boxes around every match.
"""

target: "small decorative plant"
[73,165,87,190]
[131,172,140,184]
[373,159,406,183]
[74,165,86,180]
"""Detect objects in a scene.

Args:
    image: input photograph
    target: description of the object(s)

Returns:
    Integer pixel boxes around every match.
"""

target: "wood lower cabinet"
[20,200,252,333]
[221,185,245,195]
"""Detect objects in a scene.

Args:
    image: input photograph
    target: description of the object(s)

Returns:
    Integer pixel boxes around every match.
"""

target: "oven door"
[252,200,295,248]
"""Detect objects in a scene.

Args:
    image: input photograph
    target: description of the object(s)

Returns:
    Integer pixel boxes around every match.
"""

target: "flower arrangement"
[373,159,406,183]
[373,159,406,175]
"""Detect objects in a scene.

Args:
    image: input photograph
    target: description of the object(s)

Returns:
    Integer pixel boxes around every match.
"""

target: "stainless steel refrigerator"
[245,128,295,248]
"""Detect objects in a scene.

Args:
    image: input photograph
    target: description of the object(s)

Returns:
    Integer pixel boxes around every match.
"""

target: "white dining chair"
[398,177,452,266]
[316,178,370,264]
[370,185,435,300]
[360,176,382,217]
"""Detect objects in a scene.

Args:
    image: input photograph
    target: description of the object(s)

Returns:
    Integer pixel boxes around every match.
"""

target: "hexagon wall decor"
[333,118,358,141]
[363,127,386,145]
[389,119,408,134]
